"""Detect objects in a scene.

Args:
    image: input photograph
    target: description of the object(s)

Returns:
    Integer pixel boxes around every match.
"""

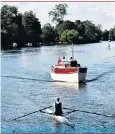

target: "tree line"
[1,4,115,49]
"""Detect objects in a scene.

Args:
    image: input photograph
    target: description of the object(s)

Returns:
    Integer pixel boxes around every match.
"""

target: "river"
[1,41,115,132]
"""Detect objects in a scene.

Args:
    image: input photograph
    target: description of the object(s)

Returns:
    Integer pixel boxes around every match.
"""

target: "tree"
[1,5,19,49]
[109,28,115,40]
[103,30,109,41]
[49,4,68,24]
[60,29,69,42]
[60,29,79,43]
[41,23,56,43]
[82,20,102,42]
[56,20,75,41]
[112,26,115,40]
[67,29,79,43]
[22,11,42,46]
[1,5,27,49]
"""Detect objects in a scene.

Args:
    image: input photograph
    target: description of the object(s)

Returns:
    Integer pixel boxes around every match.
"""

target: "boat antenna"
[72,43,74,61]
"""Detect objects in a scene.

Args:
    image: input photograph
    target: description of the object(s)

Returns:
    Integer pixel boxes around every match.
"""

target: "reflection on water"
[53,82,79,91]
[79,83,87,89]
[20,52,30,67]
[53,81,87,92]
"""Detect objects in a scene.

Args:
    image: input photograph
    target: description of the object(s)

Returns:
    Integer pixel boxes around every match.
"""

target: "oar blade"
[45,109,54,114]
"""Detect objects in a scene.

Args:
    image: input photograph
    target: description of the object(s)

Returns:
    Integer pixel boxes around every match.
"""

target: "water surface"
[1,41,115,132]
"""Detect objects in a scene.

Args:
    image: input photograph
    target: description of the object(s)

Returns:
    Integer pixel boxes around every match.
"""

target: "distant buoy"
[13,43,17,48]
[27,43,32,47]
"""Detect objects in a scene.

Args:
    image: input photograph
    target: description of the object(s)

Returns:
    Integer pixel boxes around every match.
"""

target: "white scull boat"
[45,109,75,128]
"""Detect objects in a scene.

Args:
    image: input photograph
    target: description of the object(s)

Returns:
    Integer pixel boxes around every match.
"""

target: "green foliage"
[60,29,69,42]
[22,11,42,46]
[102,28,115,41]
[49,4,68,24]
[82,20,102,42]
[56,20,103,44]
[113,28,115,40]
[109,28,115,40]
[1,5,20,49]
[1,4,114,49]
[103,30,109,41]
[1,5,42,49]
[67,30,79,43]
[60,29,79,43]
[41,23,56,43]
[56,20,75,36]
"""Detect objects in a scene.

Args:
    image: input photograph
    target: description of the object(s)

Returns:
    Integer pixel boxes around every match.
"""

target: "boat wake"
[86,68,115,83]
[1,66,115,84]
[1,75,56,82]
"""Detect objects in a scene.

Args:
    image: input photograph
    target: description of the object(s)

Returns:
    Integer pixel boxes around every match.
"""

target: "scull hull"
[52,115,75,128]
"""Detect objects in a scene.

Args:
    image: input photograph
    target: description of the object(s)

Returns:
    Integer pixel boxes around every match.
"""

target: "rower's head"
[57,98,60,102]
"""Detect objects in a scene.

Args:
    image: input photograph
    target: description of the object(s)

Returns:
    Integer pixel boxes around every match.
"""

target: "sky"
[1,2,115,30]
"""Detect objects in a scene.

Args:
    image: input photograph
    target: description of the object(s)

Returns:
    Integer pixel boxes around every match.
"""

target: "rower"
[54,98,63,116]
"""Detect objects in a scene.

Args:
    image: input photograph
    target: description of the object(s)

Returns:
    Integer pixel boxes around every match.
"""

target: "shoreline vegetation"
[1,4,115,50]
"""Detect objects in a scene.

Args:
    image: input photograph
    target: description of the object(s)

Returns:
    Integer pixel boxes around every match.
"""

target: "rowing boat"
[53,114,75,128]
[44,108,75,128]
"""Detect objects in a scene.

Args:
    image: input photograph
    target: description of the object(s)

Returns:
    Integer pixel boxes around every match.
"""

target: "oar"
[63,107,115,118]
[12,106,52,120]
[39,106,52,112]
[74,109,115,118]
[12,110,40,120]
[63,109,76,116]
[63,107,75,111]
[40,108,53,115]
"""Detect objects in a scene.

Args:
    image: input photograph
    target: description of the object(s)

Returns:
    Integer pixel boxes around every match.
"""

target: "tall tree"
[82,20,102,42]
[1,5,26,49]
[49,4,68,24]
[113,26,115,40]
[56,20,75,41]
[1,5,19,49]
[103,30,109,41]
[22,11,42,46]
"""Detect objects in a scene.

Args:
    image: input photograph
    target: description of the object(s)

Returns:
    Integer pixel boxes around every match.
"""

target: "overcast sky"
[1,2,115,30]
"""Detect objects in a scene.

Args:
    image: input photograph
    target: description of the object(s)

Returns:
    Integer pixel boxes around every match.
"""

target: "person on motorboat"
[54,98,63,116]
[63,56,66,63]
[58,57,63,66]
[70,57,73,62]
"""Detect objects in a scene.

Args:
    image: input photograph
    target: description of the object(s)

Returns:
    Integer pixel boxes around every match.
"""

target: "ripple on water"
[1,42,115,132]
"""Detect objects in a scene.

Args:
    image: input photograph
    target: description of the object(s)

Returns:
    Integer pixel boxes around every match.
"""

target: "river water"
[1,41,115,132]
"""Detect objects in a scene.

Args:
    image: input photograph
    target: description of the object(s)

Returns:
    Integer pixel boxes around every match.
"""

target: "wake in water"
[86,67,115,82]
[1,75,59,83]
[1,64,115,84]
[1,68,115,84]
